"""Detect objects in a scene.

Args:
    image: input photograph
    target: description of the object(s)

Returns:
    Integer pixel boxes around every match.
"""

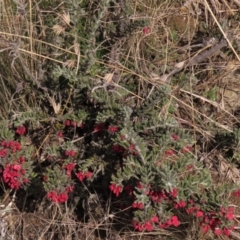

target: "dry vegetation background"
[1,0,240,239]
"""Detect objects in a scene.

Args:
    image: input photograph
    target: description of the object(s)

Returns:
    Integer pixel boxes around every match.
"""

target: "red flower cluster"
[148,188,178,203]
[3,161,28,189]
[171,134,179,141]
[164,149,175,156]
[76,171,92,181]
[142,26,150,35]
[232,188,240,197]
[16,125,26,135]
[46,185,74,203]
[132,201,144,209]
[65,149,76,157]
[64,162,76,176]
[133,216,159,232]
[108,125,119,133]
[159,215,181,228]
[181,145,192,154]
[1,140,21,153]
[109,183,123,197]
[64,119,84,128]
[174,200,187,209]
[183,199,235,236]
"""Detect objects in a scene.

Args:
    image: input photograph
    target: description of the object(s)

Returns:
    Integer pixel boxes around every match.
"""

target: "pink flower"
[3,163,27,189]
[201,223,210,234]
[150,216,159,223]
[64,163,76,176]
[171,134,179,140]
[0,149,7,157]
[143,26,150,34]
[223,227,231,236]
[174,200,186,209]
[58,131,63,138]
[18,156,25,164]
[16,125,26,135]
[132,202,144,209]
[169,188,178,198]
[109,183,122,197]
[165,149,175,156]
[71,121,77,127]
[65,185,74,193]
[108,125,119,133]
[12,164,21,171]
[171,216,180,227]
[196,210,204,218]
[181,146,192,154]
[64,120,71,126]
[214,228,222,235]
[76,171,85,181]
[85,171,92,179]
[65,149,76,157]
[144,221,153,231]
[46,190,69,203]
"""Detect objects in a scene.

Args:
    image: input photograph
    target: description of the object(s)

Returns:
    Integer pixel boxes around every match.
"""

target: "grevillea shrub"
[0,70,238,238]
[0,129,34,190]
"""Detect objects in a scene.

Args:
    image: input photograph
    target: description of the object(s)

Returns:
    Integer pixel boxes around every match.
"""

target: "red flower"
[133,221,144,231]
[65,185,74,193]
[76,171,92,182]
[233,189,240,197]
[16,125,26,135]
[64,120,71,126]
[214,228,222,235]
[223,227,231,236]
[58,131,63,138]
[181,146,192,154]
[76,171,85,181]
[171,216,180,227]
[85,171,92,179]
[220,206,235,220]
[132,202,144,209]
[169,188,178,198]
[43,175,48,181]
[3,163,27,189]
[201,223,210,234]
[143,26,150,34]
[109,183,122,197]
[108,125,119,133]
[150,216,159,223]
[196,210,204,218]
[174,200,186,209]
[46,190,69,203]
[65,149,76,157]
[0,149,7,157]
[71,121,77,127]
[165,149,175,156]
[18,156,25,164]
[171,134,179,140]
[186,164,194,170]
[144,221,153,231]
[64,163,75,176]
